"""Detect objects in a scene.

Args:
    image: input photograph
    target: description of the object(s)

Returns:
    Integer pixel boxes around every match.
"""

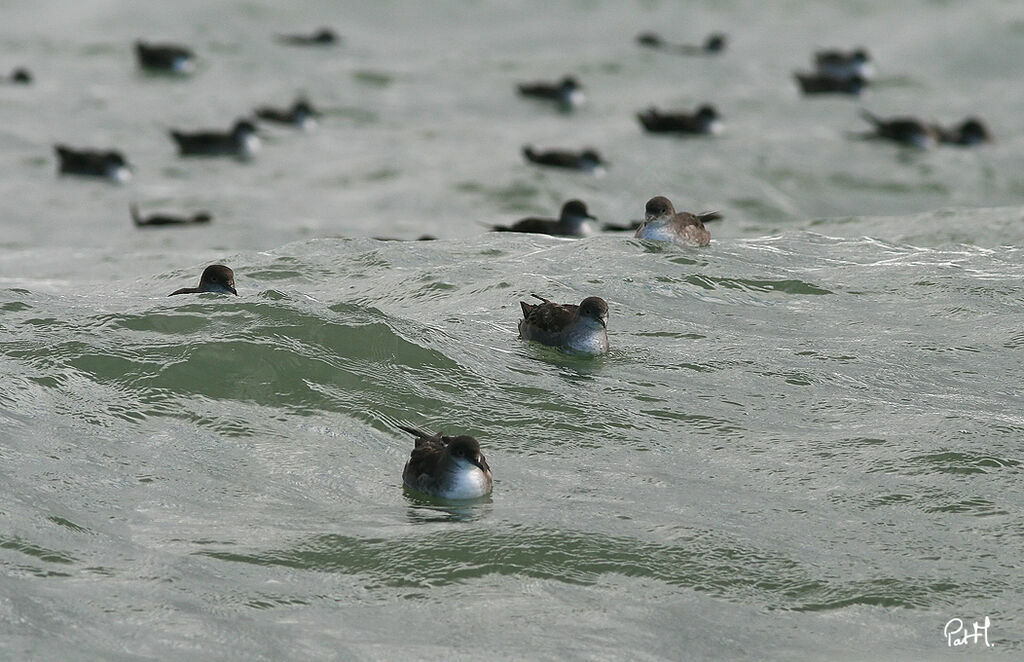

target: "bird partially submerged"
[518,295,609,355]
[399,426,492,500]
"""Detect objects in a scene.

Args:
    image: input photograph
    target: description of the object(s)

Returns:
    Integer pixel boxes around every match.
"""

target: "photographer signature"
[944,616,991,648]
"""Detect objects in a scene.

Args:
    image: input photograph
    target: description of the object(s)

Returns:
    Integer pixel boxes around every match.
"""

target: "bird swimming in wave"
[169,265,237,296]
[814,47,874,81]
[516,75,585,111]
[492,199,596,237]
[54,145,132,184]
[255,97,320,130]
[633,196,714,247]
[637,104,722,134]
[794,72,867,95]
[170,119,261,159]
[131,202,212,227]
[134,40,196,74]
[858,110,937,148]
[636,31,726,55]
[399,425,492,500]
[275,28,339,46]
[518,294,609,355]
[2,67,32,84]
[522,145,606,174]
[935,117,992,147]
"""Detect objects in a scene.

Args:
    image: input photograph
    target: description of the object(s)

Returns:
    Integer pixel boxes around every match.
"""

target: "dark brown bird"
[169,265,237,296]
[492,200,596,237]
[131,202,212,227]
[3,67,32,84]
[399,426,492,499]
[636,32,726,55]
[275,28,339,46]
[170,120,260,159]
[54,145,132,183]
[637,104,721,134]
[634,196,713,247]
[859,110,937,148]
[516,75,584,110]
[814,48,873,80]
[794,72,866,95]
[518,295,609,355]
[134,40,196,74]
[255,98,320,129]
[522,145,606,173]
[935,117,992,146]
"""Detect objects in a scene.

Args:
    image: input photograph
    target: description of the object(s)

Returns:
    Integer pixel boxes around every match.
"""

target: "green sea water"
[0,1,1022,659]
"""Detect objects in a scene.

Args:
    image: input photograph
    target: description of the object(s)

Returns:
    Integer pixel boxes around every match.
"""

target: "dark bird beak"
[470,456,487,472]
[228,285,238,295]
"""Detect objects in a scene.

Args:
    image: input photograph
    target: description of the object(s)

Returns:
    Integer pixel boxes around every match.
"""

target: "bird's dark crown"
[104,151,128,166]
[705,34,727,51]
[578,296,609,321]
[446,436,485,467]
[232,120,257,135]
[645,196,675,218]
[696,105,719,120]
[561,199,590,217]
[200,264,235,289]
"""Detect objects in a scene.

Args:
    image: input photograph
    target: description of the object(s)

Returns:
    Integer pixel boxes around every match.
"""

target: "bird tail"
[397,425,428,439]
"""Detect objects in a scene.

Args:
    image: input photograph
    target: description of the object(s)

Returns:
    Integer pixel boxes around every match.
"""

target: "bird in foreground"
[794,72,867,95]
[131,202,212,228]
[54,145,132,184]
[399,426,492,500]
[169,265,237,296]
[492,199,596,237]
[814,48,874,81]
[516,75,585,111]
[275,28,339,46]
[255,97,320,130]
[518,294,609,356]
[858,110,936,149]
[935,117,992,147]
[636,31,726,55]
[634,196,714,247]
[522,145,606,174]
[170,119,261,159]
[637,104,722,135]
[134,40,196,74]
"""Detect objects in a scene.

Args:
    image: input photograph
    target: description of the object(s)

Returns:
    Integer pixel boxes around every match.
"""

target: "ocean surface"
[1,1,1022,660]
